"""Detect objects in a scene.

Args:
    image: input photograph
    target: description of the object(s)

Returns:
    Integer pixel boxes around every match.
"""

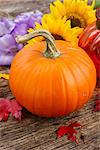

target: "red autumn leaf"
[68,135,78,144]
[0,98,23,121]
[67,126,78,135]
[8,100,22,120]
[93,94,100,111]
[69,121,81,128]
[0,99,10,121]
[56,126,69,138]
[56,122,81,144]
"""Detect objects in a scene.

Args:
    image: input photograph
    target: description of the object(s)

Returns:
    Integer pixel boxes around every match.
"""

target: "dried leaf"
[0,73,9,80]
[56,122,81,144]
[0,98,23,121]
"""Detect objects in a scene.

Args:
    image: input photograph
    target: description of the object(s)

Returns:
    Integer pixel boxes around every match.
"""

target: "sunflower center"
[67,14,86,28]
[70,16,81,28]
[52,34,65,40]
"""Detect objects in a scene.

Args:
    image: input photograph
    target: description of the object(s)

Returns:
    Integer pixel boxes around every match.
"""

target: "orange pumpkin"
[9,30,96,117]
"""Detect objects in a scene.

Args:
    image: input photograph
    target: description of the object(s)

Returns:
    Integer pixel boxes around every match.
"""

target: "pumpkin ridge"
[34,61,54,116]
[58,57,79,112]
[50,59,68,116]
[67,50,95,72]
[22,63,42,112]
[71,67,89,108]
[10,62,34,106]
[67,47,94,64]
[69,51,96,98]
[22,58,54,114]
[63,54,93,108]
[60,57,79,111]
[10,50,41,68]
[10,55,45,109]
[71,52,95,92]
[69,57,91,100]
[54,59,69,115]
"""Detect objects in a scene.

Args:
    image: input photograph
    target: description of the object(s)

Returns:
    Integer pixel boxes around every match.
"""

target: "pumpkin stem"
[16,29,61,58]
[96,8,100,30]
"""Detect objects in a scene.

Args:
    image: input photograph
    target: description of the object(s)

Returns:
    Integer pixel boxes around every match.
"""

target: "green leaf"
[95,0,100,8]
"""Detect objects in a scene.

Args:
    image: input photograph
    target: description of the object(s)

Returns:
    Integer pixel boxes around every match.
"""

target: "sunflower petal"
[50,0,96,28]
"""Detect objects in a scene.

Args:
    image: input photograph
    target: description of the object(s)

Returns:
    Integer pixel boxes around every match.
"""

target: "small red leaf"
[69,122,81,128]
[56,122,81,144]
[3,112,9,121]
[68,135,78,144]
[0,99,10,121]
[67,127,78,135]
[56,126,69,138]
[0,98,23,121]
[8,100,22,120]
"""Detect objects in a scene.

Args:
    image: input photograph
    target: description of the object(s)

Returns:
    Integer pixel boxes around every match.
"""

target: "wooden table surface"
[0,1,100,150]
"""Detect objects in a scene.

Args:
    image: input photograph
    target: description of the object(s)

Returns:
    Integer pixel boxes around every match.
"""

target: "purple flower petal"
[14,14,30,24]
[3,18,15,33]
[0,22,9,36]
[14,11,34,24]
[12,23,29,36]
[14,10,42,26]
[28,16,37,28]
[17,43,23,50]
[28,16,42,28]
[33,10,43,18]
[0,34,17,52]
[0,18,15,36]
[0,51,15,65]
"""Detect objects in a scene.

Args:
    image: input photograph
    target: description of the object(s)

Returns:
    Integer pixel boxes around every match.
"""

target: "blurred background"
[0,0,53,16]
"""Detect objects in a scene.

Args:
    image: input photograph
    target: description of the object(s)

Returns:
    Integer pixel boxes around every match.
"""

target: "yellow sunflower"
[28,14,83,44]
[50,0,96,28]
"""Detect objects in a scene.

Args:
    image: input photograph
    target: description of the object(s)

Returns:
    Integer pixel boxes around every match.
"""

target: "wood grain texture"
[0,0,53,15]
[0,0,100,150]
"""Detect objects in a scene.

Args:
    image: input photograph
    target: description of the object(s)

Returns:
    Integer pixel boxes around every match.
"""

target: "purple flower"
[0,34,17,53]
[12,23,29,37]
[0,18,15,36]
[14,10,42,35]
[0,51,15,65]
[0,10,43,65]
